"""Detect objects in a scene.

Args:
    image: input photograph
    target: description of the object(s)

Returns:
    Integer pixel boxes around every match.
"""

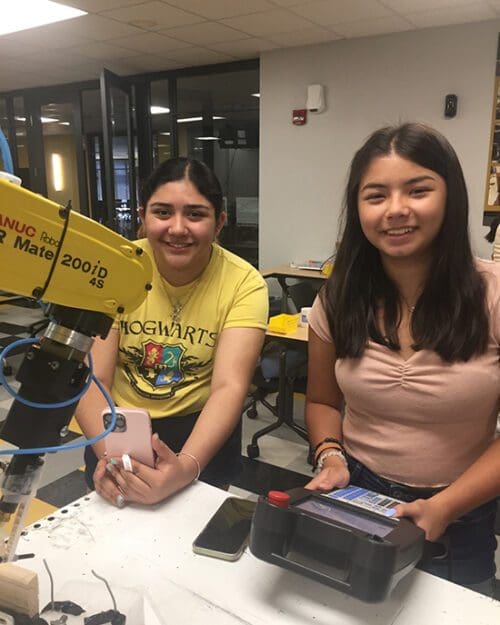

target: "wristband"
[311,437,345,458]
[315,448,348,473]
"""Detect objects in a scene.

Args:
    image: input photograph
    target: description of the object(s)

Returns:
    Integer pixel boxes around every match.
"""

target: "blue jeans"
[346,455,497,593]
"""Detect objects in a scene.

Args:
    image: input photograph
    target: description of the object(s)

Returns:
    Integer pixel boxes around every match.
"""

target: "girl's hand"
[95,434,199,506]
[394,496,453,542]
[304,456,350,492]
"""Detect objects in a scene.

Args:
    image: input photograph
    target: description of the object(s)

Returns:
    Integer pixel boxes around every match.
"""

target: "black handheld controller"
[249,486,425,602]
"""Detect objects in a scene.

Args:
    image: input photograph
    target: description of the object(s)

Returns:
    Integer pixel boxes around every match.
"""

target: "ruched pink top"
[309,259,500,487]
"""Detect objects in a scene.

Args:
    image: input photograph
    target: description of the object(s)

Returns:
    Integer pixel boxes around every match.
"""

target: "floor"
[1,298,499,600]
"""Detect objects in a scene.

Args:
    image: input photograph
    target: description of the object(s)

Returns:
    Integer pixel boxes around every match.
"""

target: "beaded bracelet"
[312,444,346,470]
[177,451,201,481]
[315,448,348,473]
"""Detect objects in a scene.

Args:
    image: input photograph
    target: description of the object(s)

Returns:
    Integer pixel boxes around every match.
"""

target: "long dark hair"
[139,157,224,218]
[323,123,489,362]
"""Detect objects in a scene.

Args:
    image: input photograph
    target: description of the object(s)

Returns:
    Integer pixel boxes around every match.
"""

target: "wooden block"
[0,563,38,617]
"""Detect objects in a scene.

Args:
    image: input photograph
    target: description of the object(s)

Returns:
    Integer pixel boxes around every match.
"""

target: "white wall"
[259,20,500,268]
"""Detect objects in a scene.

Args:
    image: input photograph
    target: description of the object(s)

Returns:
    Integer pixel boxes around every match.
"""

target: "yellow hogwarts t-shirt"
[111,240,268,418]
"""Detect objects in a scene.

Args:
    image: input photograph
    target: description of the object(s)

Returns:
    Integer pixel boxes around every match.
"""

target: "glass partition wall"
[0,60,259,264]
[176,68,259,265]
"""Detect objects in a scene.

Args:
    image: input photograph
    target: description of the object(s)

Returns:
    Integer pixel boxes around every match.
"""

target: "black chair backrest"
[287,281,319,312]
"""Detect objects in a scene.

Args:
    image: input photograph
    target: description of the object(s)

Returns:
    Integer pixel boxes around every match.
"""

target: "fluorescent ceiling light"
[15,115,59,123]
[59,122,71,126]
[177,116,225,124]
[195,137,219,141]
[51,153,64,191]
[251,93,260,98]
[178,116,202,123]
[0,1,86,37]
[159,132,171,136]
[151,106,170,115]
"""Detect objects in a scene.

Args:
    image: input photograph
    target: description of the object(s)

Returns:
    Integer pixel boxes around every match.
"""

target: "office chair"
[245,280,319,459]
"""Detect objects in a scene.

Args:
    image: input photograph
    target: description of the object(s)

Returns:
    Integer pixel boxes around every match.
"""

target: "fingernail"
[117,495,124,508]
[106,463,114,472]
[153,433,159,441]
[110,458,117,465]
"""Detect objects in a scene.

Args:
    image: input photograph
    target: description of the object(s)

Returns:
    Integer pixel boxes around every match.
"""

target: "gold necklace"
[400,295,416,315]
[157,247,214,323]
[160,277,200,324]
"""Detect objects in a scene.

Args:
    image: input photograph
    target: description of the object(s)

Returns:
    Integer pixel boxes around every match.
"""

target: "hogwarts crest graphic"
[120,341,208,399]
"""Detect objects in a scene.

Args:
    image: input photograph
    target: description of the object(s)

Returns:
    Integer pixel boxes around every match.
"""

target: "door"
[24,90,87,215]
[100,68,137,239]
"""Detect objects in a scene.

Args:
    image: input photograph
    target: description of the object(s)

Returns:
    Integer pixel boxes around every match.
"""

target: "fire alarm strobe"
[292,109,307,125]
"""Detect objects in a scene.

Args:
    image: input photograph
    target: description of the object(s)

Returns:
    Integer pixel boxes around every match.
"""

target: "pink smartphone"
[102,407,155,468]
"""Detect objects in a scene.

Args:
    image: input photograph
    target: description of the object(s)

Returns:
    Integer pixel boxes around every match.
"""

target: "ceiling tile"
[380,0,478,12]
[220,9,315,37]
[35,65,97,83]
[162,46,236,65]
[0,39,43,58]
[291,0,392,25]
[333,15,413,38]
[101,1,205,30]
[69,41,142,60]
[109,32,192,54]
[407,4,496,27]
[489,0,500,14]
[158,0,275,20]
[267,26,339,46]
[269,0,310,5]
[111,54,182,72]
[12,49,96,70]
[69,58,112,72]
[159,21,250,44]
[0,71,51,91]
[54,14,144,40]
[3,23,93,50]
[62,0,146,11]
[208,38,279,57]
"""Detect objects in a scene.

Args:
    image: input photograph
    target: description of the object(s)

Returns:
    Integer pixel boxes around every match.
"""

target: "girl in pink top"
[306,123,500,595]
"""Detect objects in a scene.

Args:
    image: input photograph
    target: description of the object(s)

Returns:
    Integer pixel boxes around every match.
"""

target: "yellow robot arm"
[0,178,152,315]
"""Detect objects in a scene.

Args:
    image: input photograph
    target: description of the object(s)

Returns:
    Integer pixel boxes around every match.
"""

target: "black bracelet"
[311,437,345,458]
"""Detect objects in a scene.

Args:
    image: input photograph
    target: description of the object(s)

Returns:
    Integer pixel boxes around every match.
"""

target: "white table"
[19,482,500,624]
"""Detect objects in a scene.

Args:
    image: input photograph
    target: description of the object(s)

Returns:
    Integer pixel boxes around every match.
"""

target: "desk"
[262,265,327,281]
[18,484,500,624]
[247,323,308,459]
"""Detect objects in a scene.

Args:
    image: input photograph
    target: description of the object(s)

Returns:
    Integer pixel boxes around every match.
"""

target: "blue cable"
[0,337,117,455]
[0,338,92,409]
[0,128,14,174]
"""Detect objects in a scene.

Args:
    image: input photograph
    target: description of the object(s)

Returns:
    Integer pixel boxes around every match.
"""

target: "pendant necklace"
[401,295,416,315]
[160,277,200,324]
[158,248,214,323]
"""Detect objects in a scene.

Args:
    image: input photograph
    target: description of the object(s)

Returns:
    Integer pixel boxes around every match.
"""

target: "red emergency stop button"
[267,490,290,508]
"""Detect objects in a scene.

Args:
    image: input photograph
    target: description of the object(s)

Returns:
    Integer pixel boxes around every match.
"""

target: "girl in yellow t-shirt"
[76,157,268,505]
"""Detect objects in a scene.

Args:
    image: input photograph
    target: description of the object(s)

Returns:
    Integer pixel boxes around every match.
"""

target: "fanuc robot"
[0,175,152,562]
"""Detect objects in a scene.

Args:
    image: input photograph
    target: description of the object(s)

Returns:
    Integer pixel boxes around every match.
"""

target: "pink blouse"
[309,258,500,487]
